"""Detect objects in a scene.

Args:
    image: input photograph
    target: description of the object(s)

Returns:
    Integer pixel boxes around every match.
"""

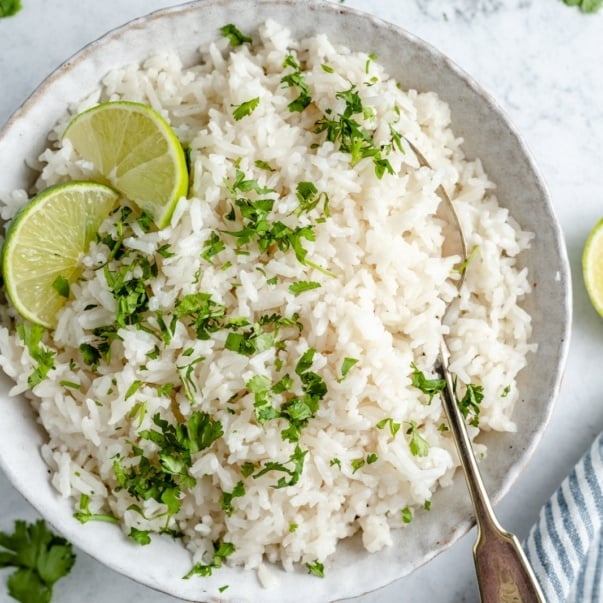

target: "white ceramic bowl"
[0,1,571,601]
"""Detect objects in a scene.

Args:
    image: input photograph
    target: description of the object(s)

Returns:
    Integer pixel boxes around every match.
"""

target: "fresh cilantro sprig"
[0,519,76,603]
[406,420,430,457]
[457,383,485,427]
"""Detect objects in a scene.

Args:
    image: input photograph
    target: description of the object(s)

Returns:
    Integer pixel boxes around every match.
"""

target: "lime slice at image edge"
[583,218,603,317]
[2,181,120,328]
[62,100,188,228]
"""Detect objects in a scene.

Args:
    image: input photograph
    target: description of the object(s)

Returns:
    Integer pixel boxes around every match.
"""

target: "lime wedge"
[583,218,603,316]
[63,101,188,228]
[2,181,119,328]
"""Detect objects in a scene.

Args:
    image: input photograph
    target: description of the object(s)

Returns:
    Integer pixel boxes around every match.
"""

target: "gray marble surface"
[0,0,601,601]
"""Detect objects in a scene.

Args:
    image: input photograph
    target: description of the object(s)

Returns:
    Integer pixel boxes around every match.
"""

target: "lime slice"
[583,218,603,316]
[2,181,119,328]
[63,101,188,228]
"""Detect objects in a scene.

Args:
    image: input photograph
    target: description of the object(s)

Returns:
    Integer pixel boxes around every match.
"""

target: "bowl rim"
[0,0,572,601]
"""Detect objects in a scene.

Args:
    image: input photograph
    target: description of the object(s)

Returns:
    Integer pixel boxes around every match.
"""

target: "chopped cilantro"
[305,560,325,578]
[329,458,342,469]
[281,54,312,112]
[501,384,511,398]
[240,461,256,478]
[125,380,143,400]
[183,541,236,578]
[424,500,432,511]
[252,445,308,488]
[289,281,321,296]
[220,481,246,516]
[351,458,365,473]
[16,323,55,388]
[315,84,394,179]
[406,420,430,457]
[220,23,252,45]
[457,383,484,427]
[175,293,226,340]
[410,362,445,403]
[288,523,298,533]
[376,417,401,437]
[339,357,359,380]
[232,97,260,121]
[0,519,76,603]
[51,275,70,298]
[401,507,413,524]
[366,453,378,464]
[129,527,152,546]
[254,159,275,172]
[321,64,334,73]
[563,0,603,12]
[73,493,118,525]
[0,0,21,18]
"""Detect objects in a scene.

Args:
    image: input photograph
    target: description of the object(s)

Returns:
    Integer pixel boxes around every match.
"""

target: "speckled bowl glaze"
[0,1,571,601]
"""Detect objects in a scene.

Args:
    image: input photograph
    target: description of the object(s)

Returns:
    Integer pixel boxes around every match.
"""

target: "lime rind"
[583,218,603,317]
[62,101,188,228]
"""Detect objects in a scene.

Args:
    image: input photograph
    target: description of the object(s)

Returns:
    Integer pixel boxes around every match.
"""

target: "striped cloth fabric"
[525,432,603,602]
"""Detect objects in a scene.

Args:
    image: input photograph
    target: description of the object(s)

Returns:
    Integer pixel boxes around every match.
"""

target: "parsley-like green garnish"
[16,323,55,388]
[289,281,321,296]
[174,293,226,340]
[351,458,365,473]
[457,383,484,427]
[406,420,430,457]
[329,458,341,469]
[232,97,260,121]
[51,275,69,298]
[563,0,602,12]
[253,445,308,488]
[501,385,511,398]
[220,23,252,45]
[305,560,325,578]
[315,85,394,179]
[254,159,275,172]
[376,417,401,437]
[184,541,236,578]
[0,519,76,602]
[220,481,246,516]
[339,357,359,380]
[73,493,118,525]
[401,507,413,524]
[281,54,312,112]
[410,362,445,403]
[129,527,152,546]
[0,0,21,18]
[113,412,223,515]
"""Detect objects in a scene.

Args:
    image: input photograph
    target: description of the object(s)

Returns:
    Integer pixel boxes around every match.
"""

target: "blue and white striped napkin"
[525,433,603,602]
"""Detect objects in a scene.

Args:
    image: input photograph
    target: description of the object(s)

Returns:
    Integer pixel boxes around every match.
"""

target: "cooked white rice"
[0,20,535,581]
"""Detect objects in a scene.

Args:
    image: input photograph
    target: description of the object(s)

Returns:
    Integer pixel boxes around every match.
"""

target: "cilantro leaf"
[409,362,445,403]
[0,519,76,603]
[220,23,252,46]
[183,541,235,578]
[0,0,21,18]
[305,560,325,578]
[129,527,152,546]
[16,324,55,388]
[406,420,430,457]
[288,281,321,296]
[401,507,413,524]
[232,97,260,121]
[51,275,69,299]
[457,383,484,427]
[281,54,312,112]
[563,0,603,11]
[339,357,358,380]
